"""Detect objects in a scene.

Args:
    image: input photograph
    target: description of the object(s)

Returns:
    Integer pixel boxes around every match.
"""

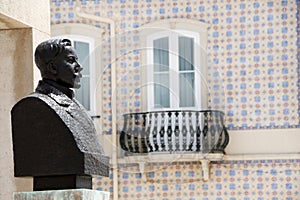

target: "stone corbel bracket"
[138,162,147,182]
[198,153,224,181]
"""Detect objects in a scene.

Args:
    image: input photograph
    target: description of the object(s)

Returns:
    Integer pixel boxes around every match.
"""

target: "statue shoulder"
[11,93,56,113]
[11,92,65,129]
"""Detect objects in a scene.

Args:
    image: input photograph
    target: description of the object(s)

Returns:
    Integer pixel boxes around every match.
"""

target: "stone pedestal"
[14,189,110,200]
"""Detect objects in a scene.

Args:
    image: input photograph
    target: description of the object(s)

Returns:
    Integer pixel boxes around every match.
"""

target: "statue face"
[53,46,83,89]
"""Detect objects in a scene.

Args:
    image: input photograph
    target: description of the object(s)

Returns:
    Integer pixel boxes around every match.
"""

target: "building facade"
[50,0,300,199]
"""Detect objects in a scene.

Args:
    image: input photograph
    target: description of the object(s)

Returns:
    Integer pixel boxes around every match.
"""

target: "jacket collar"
[35,80,74,107]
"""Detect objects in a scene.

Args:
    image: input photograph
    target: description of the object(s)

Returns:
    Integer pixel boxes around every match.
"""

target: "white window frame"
[147,30,201,111]
[51,24,104,117]
[139,19,209,112]
[58,35,96,114]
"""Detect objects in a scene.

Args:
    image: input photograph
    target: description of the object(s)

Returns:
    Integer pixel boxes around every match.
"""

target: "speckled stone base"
[13,189,110,200]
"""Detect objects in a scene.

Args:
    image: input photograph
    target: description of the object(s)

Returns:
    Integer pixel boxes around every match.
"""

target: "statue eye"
[68,57,75,63]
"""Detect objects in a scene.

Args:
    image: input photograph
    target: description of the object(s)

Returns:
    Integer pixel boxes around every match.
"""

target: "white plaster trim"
[51,23,104,38]
[118,153,224,164]
[226,128,300,154]
[118,152,300,181]
[118,152,300,164]
[141,18,210,32]
[224,153,300,161]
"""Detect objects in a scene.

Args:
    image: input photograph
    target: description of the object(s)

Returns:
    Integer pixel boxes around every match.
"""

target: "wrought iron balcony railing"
[119,110,229,154]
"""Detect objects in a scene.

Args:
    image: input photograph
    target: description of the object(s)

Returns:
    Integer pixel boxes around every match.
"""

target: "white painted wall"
[0,1,50,199]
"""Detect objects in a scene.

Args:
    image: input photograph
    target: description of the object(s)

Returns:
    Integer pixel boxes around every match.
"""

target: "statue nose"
[75,64,83,73]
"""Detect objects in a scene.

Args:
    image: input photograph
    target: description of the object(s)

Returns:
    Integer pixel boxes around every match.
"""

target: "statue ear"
[47,62,58,75]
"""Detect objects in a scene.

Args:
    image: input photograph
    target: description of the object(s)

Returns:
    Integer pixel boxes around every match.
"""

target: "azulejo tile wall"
[207,0,298,130]
[51,0,300,131]
[94,159,300,200]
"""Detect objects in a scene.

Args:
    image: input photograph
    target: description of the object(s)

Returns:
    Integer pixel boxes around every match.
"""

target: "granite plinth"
[13,189,110,200]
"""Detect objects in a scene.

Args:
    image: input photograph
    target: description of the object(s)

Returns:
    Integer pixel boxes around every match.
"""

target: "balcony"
[120,110,229,154]
[119,110,229,180]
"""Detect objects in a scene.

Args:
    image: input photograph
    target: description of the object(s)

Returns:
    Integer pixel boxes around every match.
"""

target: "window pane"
[74,41,90,110]
[153,37,170,108]
[153,37,169,72]
[179,37,194,71]
[154,73,170,108]
[179,72,195,107]
[75,77,90,110]
[74,41,90,75]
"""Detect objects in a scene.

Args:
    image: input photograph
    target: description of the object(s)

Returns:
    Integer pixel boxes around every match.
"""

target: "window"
[51,24,103,116]
[62,36,95,113]
[147,30,201,110]
[139,19,209,112]
[70,38,92,111]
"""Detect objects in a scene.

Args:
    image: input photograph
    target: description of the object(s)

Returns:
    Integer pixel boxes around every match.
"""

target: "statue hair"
[34,38,72,76]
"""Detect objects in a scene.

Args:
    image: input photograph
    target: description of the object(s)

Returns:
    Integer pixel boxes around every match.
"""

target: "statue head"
[34,38,83,89]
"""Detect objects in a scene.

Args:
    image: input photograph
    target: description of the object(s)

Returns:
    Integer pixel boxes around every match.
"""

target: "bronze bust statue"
[11,39,109,191]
